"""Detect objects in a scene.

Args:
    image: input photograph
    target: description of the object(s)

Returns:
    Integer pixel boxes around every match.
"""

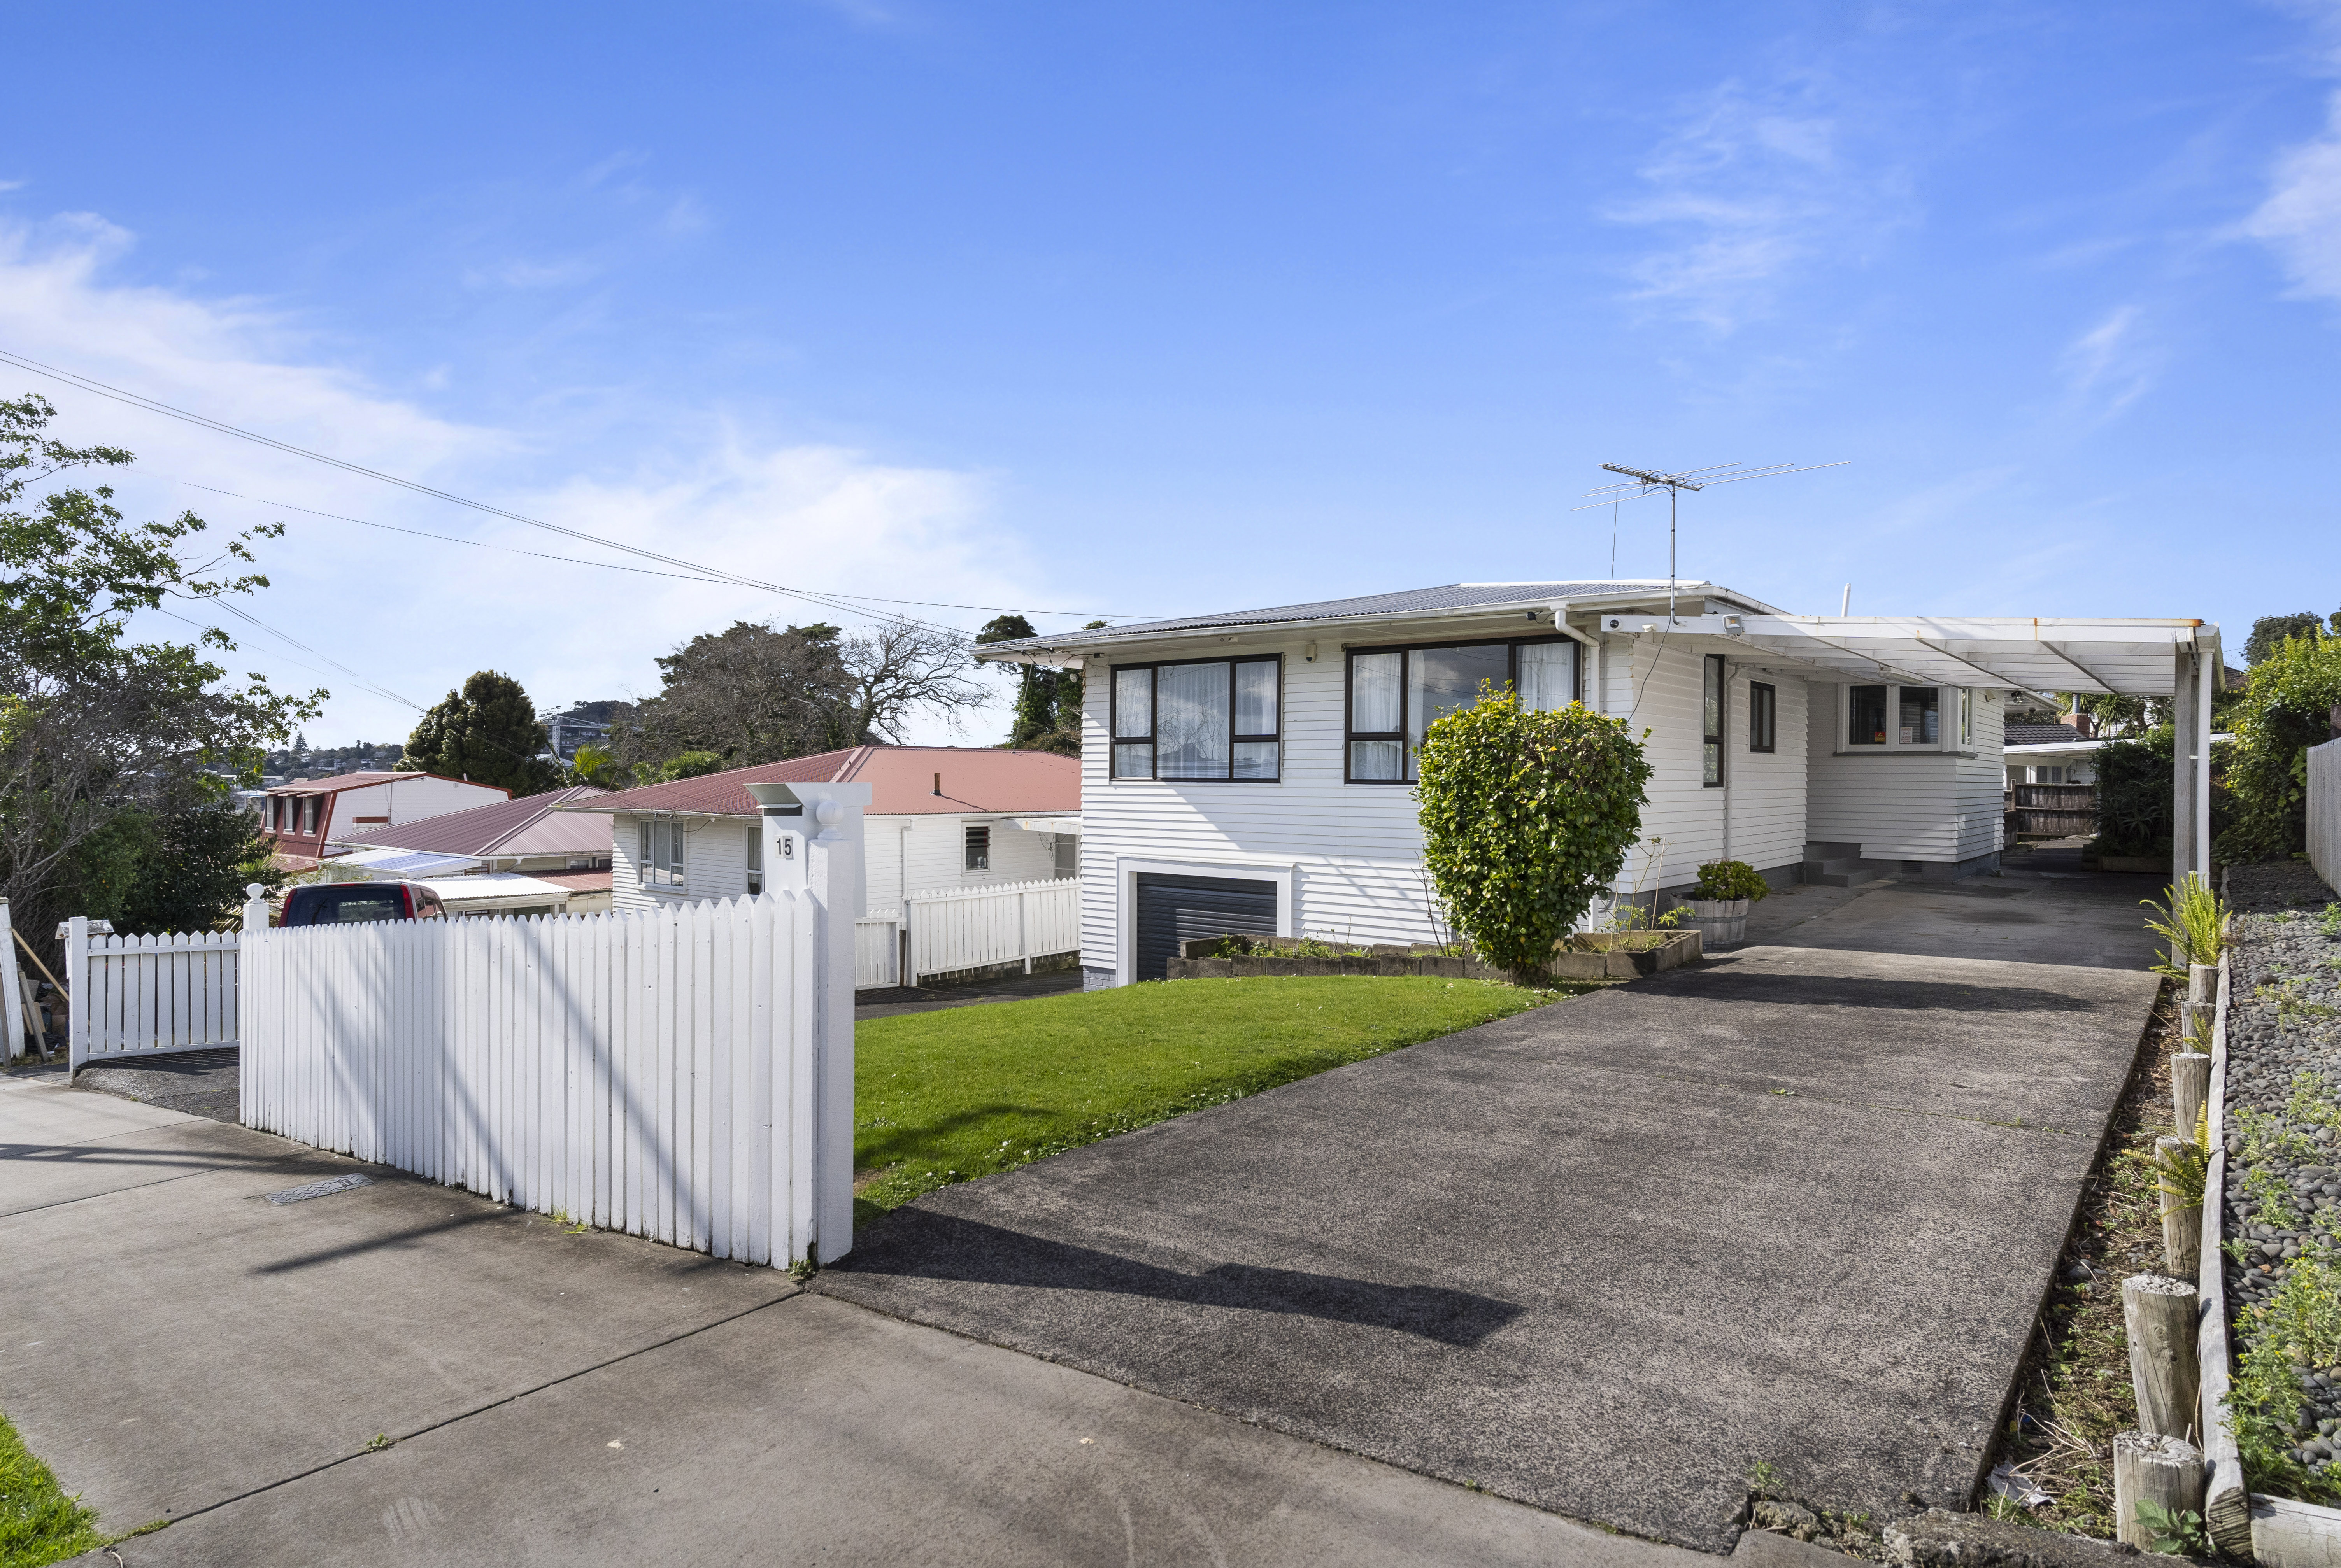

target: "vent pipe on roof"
[933,772,941,796]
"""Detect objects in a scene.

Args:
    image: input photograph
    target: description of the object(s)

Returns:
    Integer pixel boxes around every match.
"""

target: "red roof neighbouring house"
[332,785,615,857]
[567,746,1079,819]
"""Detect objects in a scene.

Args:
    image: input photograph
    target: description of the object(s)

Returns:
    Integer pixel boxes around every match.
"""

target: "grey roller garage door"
[1133,873,1278,982]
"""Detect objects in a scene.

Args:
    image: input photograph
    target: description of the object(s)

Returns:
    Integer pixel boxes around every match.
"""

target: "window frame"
[1702,654,1727,788]
[1748,681,1777,754]
[637,818,687,890]
[1343,633,1582,785]
[745,827,763,895]
[1106,655,1285,783]
[1839,684,1966,753]
[964,823,991,871]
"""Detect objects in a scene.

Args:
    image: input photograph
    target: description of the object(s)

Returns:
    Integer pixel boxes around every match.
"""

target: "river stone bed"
[2220,861,2341,1473]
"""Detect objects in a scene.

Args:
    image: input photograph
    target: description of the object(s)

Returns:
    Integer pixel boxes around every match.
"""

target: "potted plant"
[1675,859,1768,949]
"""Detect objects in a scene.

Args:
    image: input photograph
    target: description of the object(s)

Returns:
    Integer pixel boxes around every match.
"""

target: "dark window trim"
[1748,681,1777,754]
[1343,634,1582,785]
[1106,655,1284,783]
[1702,653,1726,788]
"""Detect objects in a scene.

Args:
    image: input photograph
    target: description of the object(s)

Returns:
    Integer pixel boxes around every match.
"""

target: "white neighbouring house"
[561,745,1080,917]
[974,580,2225,986]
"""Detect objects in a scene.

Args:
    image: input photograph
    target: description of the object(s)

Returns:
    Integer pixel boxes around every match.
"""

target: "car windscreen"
[288,885,407,925]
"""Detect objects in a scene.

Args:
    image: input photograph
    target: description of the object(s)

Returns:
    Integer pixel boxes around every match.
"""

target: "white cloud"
[2246,88,2341,301]
[1607,77,1910,332]
[2058,303,2160,420]
[0,210,1031,749]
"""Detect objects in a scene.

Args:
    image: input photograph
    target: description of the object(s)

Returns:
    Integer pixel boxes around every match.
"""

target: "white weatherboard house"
[975,580,2225,986]
[561,745,1080,915]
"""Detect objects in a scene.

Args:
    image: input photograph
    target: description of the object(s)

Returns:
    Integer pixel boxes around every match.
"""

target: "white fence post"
[774,781,866,1268]
[0,901,21,1061]
[65,916,89,1074]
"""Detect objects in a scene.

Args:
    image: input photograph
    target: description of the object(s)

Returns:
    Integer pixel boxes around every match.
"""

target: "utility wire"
[0,346,1149,629]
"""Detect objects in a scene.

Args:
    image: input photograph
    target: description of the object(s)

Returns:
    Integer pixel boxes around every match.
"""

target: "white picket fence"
[240,892,841,1267]
[2311,738,2341,896]
[904,877,1079,984]
[65,922,241,1068]
[854,917,900,989]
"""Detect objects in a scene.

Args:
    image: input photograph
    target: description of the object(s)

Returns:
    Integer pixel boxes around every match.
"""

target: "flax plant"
[2144,874,2228,979]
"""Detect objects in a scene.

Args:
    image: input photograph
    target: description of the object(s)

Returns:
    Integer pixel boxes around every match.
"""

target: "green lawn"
[853,974,1568,1216]
[1,1409,103,1568]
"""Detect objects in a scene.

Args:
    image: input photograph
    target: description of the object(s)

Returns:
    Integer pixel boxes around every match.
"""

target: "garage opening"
[1133,873,1278,982]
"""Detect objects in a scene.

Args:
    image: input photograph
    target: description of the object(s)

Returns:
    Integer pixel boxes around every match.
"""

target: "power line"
[0,346,1149,629]
[165,477,1159,620]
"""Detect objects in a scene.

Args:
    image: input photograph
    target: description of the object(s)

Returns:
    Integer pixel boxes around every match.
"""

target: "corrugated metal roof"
[265,770,495,797]
[975,580,1770,655]
[568,745,1079,819]
[2006,723,2083,746]
[332,786,613,857]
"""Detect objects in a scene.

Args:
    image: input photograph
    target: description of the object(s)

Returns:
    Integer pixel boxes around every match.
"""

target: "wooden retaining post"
[2181,962,2216,1044]
[2114,1431,2208,1550]
[2155,1137,2202,1281]
[2125,1274,2202,1440]
[2172,1053,2211,1141]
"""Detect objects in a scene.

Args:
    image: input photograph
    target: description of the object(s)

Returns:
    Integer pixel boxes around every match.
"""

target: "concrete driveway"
[0,1070,1697,1567]
[820,864,2162,1551]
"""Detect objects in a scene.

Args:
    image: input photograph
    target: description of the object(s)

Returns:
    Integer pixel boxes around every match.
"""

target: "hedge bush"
[1413,689,1651,984]
[2220,633,2341,864]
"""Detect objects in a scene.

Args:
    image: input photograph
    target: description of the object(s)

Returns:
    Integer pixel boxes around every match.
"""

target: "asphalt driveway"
[819,865,2163,1550]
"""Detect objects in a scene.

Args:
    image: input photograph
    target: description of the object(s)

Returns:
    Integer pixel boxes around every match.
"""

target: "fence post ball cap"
[245,883,266,899]
[814,799,844,827]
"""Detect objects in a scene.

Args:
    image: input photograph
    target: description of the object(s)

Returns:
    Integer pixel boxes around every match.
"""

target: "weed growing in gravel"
[2229,1239,2341,1502]
[2320,903,2341,938]
[2144,876,2229,977]
[2132,1498,2210,1555]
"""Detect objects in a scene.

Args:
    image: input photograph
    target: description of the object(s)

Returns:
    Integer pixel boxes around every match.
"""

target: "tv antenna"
[1572,459,1847,624]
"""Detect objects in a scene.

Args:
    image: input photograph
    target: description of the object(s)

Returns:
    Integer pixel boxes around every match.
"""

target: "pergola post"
[2171,643,2209,888]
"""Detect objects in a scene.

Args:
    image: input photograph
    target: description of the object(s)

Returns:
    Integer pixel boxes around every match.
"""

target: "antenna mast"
[1573,459,1849,624]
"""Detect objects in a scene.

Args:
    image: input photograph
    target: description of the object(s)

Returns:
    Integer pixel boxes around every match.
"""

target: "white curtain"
[1156,662,1230,779]
[1518,641,1576,711]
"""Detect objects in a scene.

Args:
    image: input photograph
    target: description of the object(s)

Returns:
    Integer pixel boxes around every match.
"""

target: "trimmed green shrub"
[1414,689,1652,985]
[1693,859,1769,903]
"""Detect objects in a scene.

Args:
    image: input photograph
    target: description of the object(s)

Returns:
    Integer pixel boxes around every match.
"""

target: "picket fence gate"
[240,889,845,1268]
[854,917,900,989]
[904,876,1079,984]
[65,921,241,1069]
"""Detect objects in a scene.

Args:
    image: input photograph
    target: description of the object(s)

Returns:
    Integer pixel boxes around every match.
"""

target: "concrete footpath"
[3,1071,1715,1568]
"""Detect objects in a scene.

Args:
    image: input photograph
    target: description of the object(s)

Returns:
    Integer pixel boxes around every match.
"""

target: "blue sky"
[4,1,2338,746]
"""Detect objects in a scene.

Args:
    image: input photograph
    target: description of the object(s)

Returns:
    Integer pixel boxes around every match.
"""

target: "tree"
[836,618,990,745]
[2218,631,2341,863]
[0,394,319,962]
[975,613,1092,755]
[566,741,636,791]
[113,793,286,934]
[2247,612,2331,667]
[1413,690,1652,984]
[400,671,565,794]
[615,620,855,771]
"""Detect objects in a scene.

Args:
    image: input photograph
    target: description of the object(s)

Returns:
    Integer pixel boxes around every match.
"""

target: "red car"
[277,881,448,927]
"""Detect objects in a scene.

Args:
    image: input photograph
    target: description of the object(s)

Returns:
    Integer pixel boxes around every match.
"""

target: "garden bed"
[1166,929,1702,983]
[2213,864,2341,1515]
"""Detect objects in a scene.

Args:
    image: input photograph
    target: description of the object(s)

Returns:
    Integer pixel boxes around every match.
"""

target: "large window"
[1111,658,1281,781]
[1749,681,1777,754]
[1844,685,1958,751]
[746,830,763,895]
[1703,655,1726,787]
[638,819,685,888]
[1346,637,1580,782]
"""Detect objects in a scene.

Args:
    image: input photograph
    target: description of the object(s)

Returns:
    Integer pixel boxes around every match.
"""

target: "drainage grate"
[265,1173,374,1205]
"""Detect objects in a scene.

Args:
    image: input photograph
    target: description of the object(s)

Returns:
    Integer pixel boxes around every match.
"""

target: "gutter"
[975,590,1738,666]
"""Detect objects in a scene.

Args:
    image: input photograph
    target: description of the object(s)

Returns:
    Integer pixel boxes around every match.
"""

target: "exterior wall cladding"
[1079,630,2002,988]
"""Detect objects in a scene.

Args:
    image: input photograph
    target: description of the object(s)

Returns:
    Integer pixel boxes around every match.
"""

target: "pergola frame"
[1605,613,2220,888]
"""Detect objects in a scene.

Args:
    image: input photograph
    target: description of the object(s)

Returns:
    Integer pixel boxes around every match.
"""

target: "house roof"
[2006,723,2082,746]
[975,580,1785,659]
[332,786,613,856]
[263,769,504,798]
[564,746,1080,820]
